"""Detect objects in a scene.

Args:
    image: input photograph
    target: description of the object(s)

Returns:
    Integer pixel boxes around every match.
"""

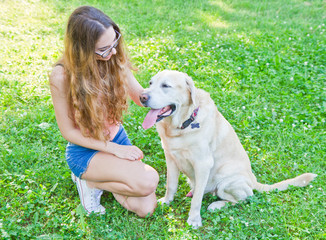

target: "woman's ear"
[184,73,196,106]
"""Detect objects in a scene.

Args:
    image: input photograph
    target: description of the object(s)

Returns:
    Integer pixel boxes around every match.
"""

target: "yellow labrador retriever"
[140,70,317,228]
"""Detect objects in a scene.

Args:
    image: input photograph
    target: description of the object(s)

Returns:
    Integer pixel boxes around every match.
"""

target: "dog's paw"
[187,215,202,229]
[207,200,228,211]
[158,197,172,205]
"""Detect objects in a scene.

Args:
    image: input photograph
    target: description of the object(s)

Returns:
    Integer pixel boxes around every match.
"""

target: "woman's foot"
[71,172,105,214]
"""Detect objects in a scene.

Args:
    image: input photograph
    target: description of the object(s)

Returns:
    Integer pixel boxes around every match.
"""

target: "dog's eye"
[161,83,171,88]
[149,81,153,85]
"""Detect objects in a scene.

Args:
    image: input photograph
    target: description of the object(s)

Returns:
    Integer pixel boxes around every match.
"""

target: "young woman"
[49,6,159,217]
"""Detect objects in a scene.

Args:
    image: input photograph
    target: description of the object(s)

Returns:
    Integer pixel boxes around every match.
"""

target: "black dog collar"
[180,107,200,129]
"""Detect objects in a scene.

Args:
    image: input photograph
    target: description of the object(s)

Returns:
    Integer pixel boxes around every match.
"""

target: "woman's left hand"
[109,143,144,161]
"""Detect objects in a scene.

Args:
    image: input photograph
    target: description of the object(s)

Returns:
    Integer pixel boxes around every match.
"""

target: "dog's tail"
[254,173,317,192]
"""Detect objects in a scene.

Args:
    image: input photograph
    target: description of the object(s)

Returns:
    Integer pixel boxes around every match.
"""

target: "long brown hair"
[60,6,131,141]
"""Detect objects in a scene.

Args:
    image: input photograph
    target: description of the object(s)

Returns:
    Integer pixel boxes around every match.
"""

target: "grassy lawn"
[1,0,325,239]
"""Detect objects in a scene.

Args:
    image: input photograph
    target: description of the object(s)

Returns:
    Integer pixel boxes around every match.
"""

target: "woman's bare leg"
[81,152,159,217]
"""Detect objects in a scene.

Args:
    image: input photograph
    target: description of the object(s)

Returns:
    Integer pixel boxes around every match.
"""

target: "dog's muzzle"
[140,93,150,107]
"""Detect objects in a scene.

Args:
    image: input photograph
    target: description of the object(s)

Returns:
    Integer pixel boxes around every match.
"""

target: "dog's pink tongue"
[142,109,161,129]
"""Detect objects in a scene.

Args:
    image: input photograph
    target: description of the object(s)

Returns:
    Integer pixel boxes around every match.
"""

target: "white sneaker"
[71,172,105,215]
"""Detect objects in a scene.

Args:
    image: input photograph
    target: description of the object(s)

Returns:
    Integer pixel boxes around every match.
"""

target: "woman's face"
[95,26,118,61]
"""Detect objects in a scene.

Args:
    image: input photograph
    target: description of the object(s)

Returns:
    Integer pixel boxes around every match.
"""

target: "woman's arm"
[49,66,143,161]
[125,68,144,107]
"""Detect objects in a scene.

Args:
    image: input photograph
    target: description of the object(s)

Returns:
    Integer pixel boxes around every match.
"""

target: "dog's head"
[140,70,196,129]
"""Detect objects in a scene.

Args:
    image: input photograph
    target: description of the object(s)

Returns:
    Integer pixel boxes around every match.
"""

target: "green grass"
[1,0,325,239]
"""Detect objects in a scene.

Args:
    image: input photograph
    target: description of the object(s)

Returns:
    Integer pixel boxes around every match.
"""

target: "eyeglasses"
[95,30,121,58]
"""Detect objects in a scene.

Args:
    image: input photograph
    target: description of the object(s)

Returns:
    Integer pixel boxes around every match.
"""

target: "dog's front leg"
[187,156,213,228]
[158,153,180,205]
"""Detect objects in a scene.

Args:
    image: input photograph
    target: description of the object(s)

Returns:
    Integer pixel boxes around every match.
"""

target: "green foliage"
[0,0,325,239]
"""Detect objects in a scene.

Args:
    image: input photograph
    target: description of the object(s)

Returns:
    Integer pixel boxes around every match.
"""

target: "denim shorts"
[65,125,132,178]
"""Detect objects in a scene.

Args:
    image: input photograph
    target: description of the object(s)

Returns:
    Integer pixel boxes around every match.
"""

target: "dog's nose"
[140,93,149,104]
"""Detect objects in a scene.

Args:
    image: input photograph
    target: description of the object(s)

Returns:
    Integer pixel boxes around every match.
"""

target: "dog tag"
[191,123,200,129]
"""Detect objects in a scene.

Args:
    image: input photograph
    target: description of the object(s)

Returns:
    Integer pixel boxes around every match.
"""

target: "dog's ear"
[184,73,197,106]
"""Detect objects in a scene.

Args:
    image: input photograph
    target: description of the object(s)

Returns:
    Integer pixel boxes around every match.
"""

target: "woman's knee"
[135,202,157,218]
[133,194,157,218]
[135,166,159,196]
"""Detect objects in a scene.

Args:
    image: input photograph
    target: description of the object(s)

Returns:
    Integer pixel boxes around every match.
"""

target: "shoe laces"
[89,188,103,207]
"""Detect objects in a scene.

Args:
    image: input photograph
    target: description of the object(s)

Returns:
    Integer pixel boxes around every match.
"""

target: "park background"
[0,0,325,239]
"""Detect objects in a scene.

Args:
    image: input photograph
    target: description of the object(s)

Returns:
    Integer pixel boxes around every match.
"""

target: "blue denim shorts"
[65,125,132,178]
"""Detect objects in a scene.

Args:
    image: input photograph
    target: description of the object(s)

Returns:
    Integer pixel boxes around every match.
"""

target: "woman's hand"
[110,144,144,161]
